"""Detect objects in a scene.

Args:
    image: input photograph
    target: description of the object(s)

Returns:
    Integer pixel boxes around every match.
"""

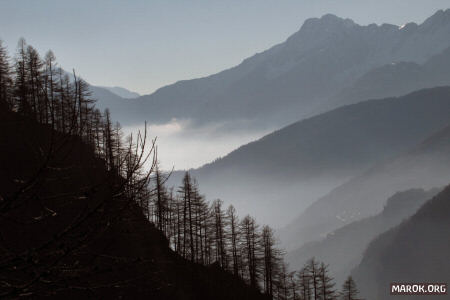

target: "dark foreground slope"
[285,188,440,286]
[0,109,267,300]
[353,184,450,299]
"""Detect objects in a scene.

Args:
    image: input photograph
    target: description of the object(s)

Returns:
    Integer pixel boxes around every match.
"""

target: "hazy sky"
[1,0,449,95]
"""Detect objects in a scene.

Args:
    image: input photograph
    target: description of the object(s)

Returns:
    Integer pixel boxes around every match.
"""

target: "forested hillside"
[0,108,270,299]
[0,40,276,299]
[0,39,361,300]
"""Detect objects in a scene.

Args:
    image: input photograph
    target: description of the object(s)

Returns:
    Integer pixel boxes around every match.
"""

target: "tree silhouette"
[0,38,360,300]
[307,258,321,300]
[241,215,260,288]
[319,262,337,300]
[227,205,240,276]
[0,40,12,108]
[340,276,362,300]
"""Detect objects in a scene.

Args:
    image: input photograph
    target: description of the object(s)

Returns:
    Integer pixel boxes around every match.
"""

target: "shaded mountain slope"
[169,87,450,227]
[281,111,450,250]
[88,85,139,121]
[0,109,267,300]
[102,10,450,127]
[353,184,450,299]
[99,86,140,99]
[285,188,440,286]
[334,46,450,106]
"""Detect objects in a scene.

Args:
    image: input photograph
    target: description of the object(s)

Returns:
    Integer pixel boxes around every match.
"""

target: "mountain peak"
[300,13,356,32]
[321,13,351,23]
[421,8,450,28]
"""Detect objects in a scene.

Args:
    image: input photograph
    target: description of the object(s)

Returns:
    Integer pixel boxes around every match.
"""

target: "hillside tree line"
[0,39,362,300]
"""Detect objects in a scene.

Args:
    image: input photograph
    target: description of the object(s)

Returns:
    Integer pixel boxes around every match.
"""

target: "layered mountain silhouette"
[4,5,450,299]
[96,9,450,127]
[170,87,450,227]
[284,188,440,287]
[353,184,450,299]
[281,104,450,249]
[89,85,137,118]
[334,45,450,106]
[99,86,140,99]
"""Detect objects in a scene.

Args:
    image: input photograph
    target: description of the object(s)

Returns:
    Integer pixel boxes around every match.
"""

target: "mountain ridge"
[96,9,450,127]
[168,87,450,228]
[99,86,140,99]
[281,112,450,250]
[285,188,440,286]
[333,45,450,106]
[353,183,450,299]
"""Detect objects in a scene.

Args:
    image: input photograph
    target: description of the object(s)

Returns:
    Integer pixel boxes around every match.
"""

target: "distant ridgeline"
[93,9,450,127]
[0,40,364,299]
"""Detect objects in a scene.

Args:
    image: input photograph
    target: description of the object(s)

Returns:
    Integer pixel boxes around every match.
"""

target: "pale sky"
[1,0,449,95]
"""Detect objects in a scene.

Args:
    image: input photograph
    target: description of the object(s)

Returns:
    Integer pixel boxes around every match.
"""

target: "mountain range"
[99,86,140,99]
[284,188,440,287]
[84,11,450,292]
[3,6,450,299]
[94,9,450,128]
[168,87,450,228]
[353,184,450,299]
[281,110,450,249]
[333,45,450,106]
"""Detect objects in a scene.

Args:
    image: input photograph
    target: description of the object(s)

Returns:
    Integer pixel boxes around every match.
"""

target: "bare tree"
[297,265,312,300]
[227,205,240,276]
[262,225,276,297]
[319,262,337,300]
[340,276,362,300]
[14,38,30,114]
[0,40,12,107]
[306,258,321,300]
[44,50,57,127]
[240,215,259,288]
[212,199,228,269]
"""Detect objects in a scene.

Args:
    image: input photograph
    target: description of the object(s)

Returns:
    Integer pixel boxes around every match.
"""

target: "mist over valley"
[1,2,450,299]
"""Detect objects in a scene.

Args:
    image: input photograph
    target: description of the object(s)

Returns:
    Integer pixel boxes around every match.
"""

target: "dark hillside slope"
[171,87,450,226]
[197,87,450,178]
[285,188,440,286]
[281,117,450,250]
[353,184,450,299]
[89,85,141,122]
[0,109,267,300]
[334,46,450,106]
